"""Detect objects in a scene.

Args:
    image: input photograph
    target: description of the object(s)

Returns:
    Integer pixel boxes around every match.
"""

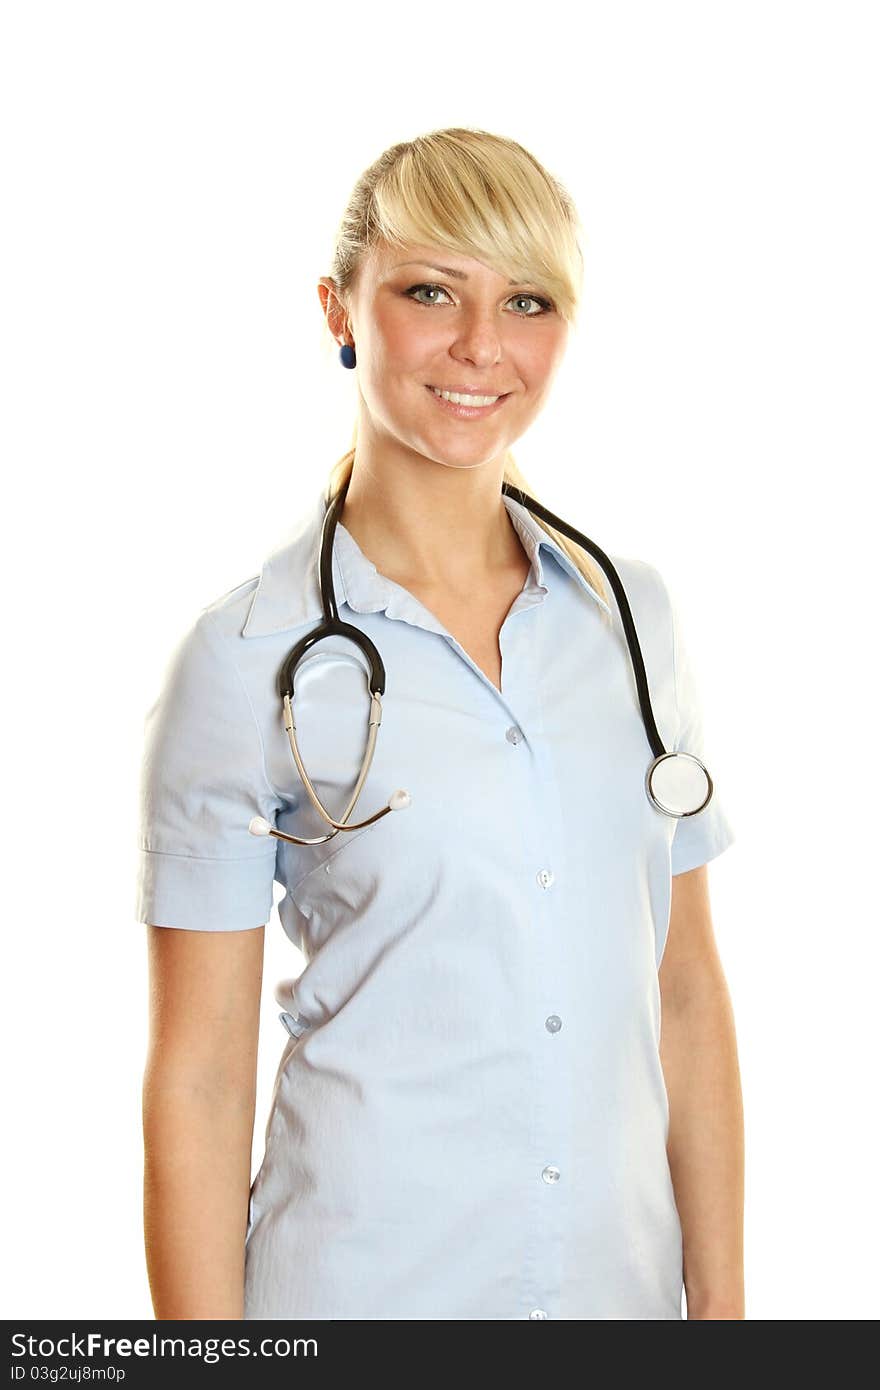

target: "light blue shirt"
[135,485,736,1320]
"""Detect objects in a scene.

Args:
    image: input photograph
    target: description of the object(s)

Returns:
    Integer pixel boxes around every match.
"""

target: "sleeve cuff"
[670,803,737,876]
[134,847,277,931]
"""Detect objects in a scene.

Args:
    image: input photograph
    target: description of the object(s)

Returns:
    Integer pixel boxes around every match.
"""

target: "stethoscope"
[249,476,714,848]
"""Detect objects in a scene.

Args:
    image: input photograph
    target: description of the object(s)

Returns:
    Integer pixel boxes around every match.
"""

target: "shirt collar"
[241,485,611,638]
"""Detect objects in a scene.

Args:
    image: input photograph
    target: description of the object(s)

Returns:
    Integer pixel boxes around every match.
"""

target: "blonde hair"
[323,125,610,616]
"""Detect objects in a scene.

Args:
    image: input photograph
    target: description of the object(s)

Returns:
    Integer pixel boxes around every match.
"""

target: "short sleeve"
[665,581,737,876]
[134,608,282,930]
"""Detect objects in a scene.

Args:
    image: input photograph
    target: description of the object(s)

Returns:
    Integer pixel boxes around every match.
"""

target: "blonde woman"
[137,127,744,1321]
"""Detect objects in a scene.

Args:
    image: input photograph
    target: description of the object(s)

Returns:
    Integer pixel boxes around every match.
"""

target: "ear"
[317,276,350,344]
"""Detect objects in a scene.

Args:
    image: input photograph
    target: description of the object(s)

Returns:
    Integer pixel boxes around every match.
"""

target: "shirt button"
[505,726,522,745]
[529,1308,549,1319]
[545,1014,562,1033]
[537,868,555,888]
[542,1164,561,1184]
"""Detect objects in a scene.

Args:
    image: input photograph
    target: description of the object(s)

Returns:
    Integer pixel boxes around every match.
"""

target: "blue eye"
[403,283,554,315]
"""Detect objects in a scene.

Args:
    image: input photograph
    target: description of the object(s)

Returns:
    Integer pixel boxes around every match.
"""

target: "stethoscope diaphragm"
[646,751,713,818]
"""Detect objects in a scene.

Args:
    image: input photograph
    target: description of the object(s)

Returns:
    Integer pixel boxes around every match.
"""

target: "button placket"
[499,584,570,1322]
[520,630,572,1325]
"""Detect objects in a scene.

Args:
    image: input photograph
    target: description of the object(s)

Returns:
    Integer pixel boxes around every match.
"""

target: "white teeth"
[431,387,500,406]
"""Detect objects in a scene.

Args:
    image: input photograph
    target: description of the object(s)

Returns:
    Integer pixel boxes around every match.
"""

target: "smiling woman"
[316,128,609,600]
[136,125,742,1323]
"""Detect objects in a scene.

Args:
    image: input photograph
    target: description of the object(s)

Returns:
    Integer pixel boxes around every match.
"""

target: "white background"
[3,0,877,1321]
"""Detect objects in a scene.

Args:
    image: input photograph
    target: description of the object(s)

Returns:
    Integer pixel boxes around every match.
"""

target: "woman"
[136,127,744,1320]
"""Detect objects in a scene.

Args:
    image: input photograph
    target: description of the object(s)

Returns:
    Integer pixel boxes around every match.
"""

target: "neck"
[337,449,524,591]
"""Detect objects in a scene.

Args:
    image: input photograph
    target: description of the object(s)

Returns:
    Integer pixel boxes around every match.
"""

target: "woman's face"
[326,240,570,471]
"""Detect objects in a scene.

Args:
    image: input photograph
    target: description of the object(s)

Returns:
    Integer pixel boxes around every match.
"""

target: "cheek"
[519,327,566,386]
[367,298,440,374]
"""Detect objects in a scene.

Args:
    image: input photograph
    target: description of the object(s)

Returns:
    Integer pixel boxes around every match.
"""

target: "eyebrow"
[392,260,520,285]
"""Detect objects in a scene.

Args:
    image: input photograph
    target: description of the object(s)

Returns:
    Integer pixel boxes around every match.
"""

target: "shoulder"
[201,573,263,643]
[178,488,327,653]
[605,552,674,627]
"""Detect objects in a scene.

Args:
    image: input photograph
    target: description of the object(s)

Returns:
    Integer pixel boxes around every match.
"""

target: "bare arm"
[659,864,745,1319]
[142,923,265,1320]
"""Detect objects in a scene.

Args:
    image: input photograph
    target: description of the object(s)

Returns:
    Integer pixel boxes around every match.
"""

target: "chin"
[420,441,506,470]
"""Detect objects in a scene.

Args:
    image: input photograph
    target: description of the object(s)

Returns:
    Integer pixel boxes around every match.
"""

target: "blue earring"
[339,342,356,369]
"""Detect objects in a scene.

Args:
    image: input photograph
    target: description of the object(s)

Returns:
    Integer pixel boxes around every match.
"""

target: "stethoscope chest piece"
[646,751,713,818]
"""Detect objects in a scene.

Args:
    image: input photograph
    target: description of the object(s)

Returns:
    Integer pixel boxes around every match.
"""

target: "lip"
[425,384,511,420]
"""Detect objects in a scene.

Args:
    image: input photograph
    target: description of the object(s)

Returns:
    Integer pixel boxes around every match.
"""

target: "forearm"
[659,974,745,1319]
[142,1071,256,1319]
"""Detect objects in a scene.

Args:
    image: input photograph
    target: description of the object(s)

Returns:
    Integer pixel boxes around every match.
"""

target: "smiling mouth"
[423,386,511,419]
[427,385,510,404]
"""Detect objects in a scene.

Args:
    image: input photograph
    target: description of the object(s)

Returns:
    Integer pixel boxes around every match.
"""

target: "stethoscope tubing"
[498,481,668,759]
[249,476,713,848]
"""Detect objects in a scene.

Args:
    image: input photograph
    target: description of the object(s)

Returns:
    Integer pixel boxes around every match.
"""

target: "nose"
[449,308,504,366]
